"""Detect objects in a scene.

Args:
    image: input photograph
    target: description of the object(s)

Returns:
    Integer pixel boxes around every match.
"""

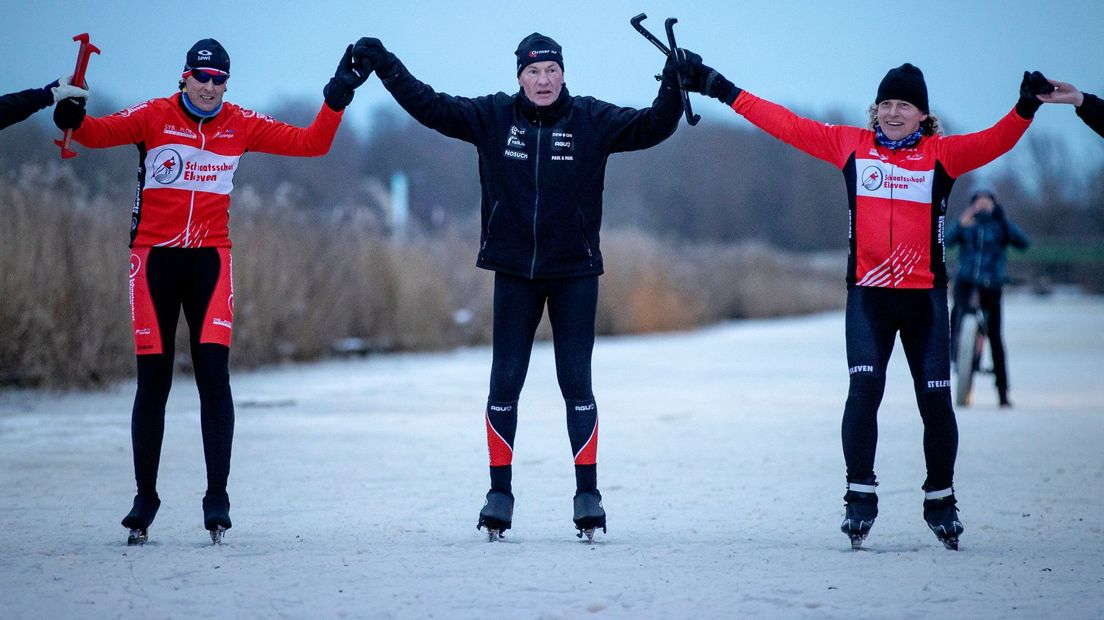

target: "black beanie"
[876,63,927,113]
[970,189,996,204]
[515,33,563,76]
[184,38,230,75]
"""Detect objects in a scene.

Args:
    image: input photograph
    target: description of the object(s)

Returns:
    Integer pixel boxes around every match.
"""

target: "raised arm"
[1073,92,1104,138]
[247,44,370,156]
[677,51,856,168]
[353,37,491,144]
[937,71,1052,178]
[1037,80,1104,139]
[245,104,344,157]
[1,76,88,130]
[63,99,151,148]
[1,87,51,130]
[601,53,683,153]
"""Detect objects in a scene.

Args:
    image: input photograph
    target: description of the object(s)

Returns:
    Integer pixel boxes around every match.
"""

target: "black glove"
[671,49,740,106]
[323,44,371,111]
[53,95,86,130]
[660,52,681,90]
[352,37,399,80]
[1016,70,1054,119]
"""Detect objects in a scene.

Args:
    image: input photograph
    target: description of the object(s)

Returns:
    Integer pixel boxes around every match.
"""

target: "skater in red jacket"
[672,52,1052,550]
[54,37,370,545]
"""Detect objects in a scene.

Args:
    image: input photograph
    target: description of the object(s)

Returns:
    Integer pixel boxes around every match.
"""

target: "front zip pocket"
[577,208,594,261]
[481,200,501,252]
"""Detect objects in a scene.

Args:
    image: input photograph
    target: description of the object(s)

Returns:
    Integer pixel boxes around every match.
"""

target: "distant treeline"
[1,96,1102,388]
[4,96,1101,254]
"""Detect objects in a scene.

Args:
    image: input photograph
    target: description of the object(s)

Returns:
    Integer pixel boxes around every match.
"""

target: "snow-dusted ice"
[1,293,1101,619]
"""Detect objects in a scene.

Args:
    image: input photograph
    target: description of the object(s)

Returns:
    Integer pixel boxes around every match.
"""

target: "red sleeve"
[245,103,343,156]
[933,107,1031,178]
[731,91,861,168]
[72,100,156,148]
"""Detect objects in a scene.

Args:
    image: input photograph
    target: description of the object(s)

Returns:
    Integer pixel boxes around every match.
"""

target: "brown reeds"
[0,174,842,388]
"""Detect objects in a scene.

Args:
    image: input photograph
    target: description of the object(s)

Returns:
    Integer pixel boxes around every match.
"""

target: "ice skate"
[923,490,963,551]
[840,482,878,550]
[573,490,606,543]
[202,492,232,545]
[476,490,514,542]
[121,493,161,546]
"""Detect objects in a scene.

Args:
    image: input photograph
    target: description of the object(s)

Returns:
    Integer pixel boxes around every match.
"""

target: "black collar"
[517,85,571,123]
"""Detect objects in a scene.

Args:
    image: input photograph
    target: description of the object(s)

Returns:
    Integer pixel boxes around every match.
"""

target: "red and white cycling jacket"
[73,93,343,248]
[730,91,1031,289]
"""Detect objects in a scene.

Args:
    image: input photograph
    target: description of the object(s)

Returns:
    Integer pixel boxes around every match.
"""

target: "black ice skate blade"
[209,526,227,545]
[477,516,511,531]
[938,536,960,551]
[575,525,607,544]
[484,528,506,542]
[127,528,148,546]
[847,533,868,551]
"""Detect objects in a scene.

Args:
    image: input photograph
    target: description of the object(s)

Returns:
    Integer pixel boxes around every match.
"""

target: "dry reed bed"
[0,177,841,388]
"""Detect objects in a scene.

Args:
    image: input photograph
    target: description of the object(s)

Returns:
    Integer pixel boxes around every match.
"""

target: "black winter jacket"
[377,58,682,278]
[945,205,1030,288]
[1077,92,1104,139]
[0,86,53,131]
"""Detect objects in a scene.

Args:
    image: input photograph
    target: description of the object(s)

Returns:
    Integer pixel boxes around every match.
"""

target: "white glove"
[51,74,89,103]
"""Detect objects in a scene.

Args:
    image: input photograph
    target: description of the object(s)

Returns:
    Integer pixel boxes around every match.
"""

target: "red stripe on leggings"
[486,411,514,466]
[573,417,598,465]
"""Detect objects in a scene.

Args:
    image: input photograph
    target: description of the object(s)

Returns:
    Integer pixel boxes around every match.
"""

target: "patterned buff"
[874,123,923,150]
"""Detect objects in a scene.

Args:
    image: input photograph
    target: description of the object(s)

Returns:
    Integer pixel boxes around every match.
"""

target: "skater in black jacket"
[353,32,683,540]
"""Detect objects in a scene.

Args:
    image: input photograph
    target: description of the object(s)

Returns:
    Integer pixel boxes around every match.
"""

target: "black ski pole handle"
[630,13,670,55]
[664,17,701,126]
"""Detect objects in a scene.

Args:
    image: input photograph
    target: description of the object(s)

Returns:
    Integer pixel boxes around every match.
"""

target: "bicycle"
[953,287,991,407]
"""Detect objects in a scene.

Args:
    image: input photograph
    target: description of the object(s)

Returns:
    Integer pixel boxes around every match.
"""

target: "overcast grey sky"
[4,0,1102,169]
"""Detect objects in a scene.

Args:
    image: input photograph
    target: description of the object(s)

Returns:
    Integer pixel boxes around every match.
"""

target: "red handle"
[56,33,101,159]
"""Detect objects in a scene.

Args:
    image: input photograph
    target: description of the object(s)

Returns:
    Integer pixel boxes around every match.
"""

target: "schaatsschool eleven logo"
[151,148,183,184]
[861,165,884,191]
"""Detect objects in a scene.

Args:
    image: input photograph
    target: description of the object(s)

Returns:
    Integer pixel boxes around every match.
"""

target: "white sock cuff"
[925,487,954,500]
[847,483,877,494]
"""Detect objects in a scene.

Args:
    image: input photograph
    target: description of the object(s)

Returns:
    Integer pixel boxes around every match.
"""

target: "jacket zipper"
[887,160,895,286]
[529,120,542,278]
[973,225,983,282]
[184,116,206,248]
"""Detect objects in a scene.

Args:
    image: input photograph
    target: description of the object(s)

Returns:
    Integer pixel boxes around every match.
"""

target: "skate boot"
[840,481,878,550]
[476,490,514,542]
[923,489,963,550]
[202,491,232,544]
[121,492,161,545]
[573,490,606,543]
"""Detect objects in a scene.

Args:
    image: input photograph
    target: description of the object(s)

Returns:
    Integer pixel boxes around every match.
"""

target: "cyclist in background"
[946,190,1030,408]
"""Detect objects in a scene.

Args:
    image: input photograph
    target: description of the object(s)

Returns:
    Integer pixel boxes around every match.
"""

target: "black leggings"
[842,287,957,492]
[950,280,1008,393]
[131,248,234,497]
[484,272,599,494]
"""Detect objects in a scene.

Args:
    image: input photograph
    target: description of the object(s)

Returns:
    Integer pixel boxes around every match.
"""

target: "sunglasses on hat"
[188,69,229,85]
